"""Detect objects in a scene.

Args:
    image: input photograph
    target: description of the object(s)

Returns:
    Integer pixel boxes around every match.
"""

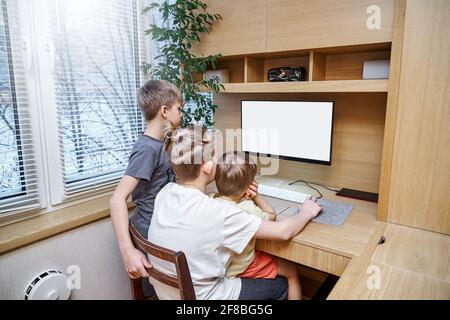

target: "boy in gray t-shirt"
[126,134,175,237]
[110,79,183,280]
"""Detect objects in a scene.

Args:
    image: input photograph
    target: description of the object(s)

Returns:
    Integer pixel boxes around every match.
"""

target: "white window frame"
[0,0,47,219]
[29,0,63,205]
[0,0,152,223]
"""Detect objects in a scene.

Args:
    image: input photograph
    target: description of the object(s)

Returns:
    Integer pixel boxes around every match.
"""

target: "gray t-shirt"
[126,134,175,236]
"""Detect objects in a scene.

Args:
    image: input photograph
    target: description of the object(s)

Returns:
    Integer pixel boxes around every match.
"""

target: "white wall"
[0,218,131,300]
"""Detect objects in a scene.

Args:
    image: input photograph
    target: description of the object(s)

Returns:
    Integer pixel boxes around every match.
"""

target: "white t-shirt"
[147,182,262,300]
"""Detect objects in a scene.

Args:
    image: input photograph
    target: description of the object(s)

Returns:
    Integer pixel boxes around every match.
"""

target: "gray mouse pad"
[281,198,353,227]
[313,198,353,226]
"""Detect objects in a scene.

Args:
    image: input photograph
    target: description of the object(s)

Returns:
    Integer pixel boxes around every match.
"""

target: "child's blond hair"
[215,151,257,198]
[163,123,215,182]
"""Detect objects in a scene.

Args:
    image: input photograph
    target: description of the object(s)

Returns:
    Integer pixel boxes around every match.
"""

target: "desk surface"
[328,223,450,299]
[206,176,381,276]
[255,176,380,258]
[207,177,450,298]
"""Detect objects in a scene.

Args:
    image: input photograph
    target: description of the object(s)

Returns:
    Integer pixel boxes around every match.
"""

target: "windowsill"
[0,197,135,254]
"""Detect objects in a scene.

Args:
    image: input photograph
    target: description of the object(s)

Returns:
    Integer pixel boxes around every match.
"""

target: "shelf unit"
[207,42,392,196]
[203,43,391,93]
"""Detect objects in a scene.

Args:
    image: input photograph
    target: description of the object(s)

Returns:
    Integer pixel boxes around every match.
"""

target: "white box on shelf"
[203,69,229,83]
[362,60,390,79]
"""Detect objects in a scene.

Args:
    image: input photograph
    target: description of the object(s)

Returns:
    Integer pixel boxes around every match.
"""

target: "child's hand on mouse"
[244,179,259,199]
[297,197,322,220]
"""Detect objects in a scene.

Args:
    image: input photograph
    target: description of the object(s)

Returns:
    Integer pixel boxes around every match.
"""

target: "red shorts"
[238,250,278,279]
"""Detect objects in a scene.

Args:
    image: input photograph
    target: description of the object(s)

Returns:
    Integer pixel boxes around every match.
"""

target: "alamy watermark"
[167,127,281,176]
[367,5,381,30]
[66,265,81,290]
[366,264,381,290]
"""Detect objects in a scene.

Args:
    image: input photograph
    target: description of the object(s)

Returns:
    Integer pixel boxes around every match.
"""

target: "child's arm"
[252,194,276,221]
[109,176,152,278]
[254,198,322,241]
[245,180,276,221]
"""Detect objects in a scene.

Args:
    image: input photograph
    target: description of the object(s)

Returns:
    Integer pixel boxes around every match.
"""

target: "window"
[0,0,41,215]
[0,0,151,218]
[48,0,145,198]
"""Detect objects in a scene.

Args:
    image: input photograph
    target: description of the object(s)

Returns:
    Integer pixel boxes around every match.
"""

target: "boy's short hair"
[137,79,183,121]
[215,151,257,197]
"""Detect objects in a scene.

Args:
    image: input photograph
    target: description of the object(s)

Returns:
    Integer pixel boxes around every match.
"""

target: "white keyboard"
[258,184,312,203]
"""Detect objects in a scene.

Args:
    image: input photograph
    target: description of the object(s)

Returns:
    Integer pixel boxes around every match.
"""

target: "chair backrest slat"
[148,268,179,288]
[129,225,177,263]
[128,224,196,300]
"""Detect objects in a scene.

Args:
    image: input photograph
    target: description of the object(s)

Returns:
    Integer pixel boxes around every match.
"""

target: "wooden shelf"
[217,80,388,93]
[202,44,392,91]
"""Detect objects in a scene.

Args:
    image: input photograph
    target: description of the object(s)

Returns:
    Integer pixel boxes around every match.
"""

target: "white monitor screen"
[241,100,334,165]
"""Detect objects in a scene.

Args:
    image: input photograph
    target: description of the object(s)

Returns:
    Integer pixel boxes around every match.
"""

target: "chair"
[128,224,196,300]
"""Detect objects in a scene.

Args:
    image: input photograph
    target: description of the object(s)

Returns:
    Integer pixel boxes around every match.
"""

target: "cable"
[289,179,340,192]
[288,179,341,199]
[287,179,323,199]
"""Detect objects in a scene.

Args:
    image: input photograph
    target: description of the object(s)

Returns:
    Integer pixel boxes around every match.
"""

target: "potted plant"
[142,0,224,127]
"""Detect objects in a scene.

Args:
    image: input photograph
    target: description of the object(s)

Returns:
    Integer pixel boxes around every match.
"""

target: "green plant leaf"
[143,0,223,127]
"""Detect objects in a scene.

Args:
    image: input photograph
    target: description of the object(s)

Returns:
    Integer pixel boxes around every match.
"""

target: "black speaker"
[268,66,307,81]
[336,188,379,202]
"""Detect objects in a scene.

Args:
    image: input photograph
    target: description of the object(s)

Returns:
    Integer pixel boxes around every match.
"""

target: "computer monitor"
[241,100,334,165]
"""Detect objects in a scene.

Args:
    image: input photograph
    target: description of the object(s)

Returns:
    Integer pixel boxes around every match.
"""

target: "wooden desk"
[252,176,380,276]
[211,177,450,299]
[328,223,450,299]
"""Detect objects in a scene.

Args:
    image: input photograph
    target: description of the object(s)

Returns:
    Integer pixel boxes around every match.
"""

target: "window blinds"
[0,0,41,215]
[48,0,145,198]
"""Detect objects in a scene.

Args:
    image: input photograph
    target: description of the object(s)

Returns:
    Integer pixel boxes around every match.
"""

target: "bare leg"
[276,258,302,300]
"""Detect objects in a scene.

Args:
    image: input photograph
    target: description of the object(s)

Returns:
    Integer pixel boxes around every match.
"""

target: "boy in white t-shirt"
[210,151,302,300]
[147,125,322,300]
